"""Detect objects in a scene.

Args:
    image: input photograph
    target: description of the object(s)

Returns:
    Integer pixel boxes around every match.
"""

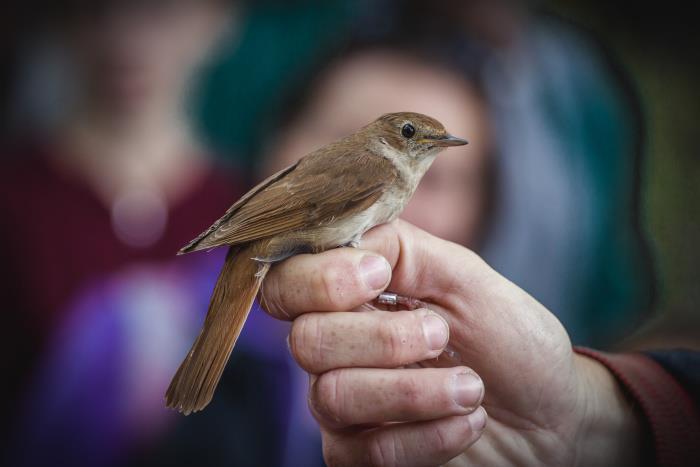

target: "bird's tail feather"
[165,243,269,415]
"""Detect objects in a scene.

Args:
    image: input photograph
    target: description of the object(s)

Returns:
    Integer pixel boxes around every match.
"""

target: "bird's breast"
[255,151,432,261]
[307,177,415,249]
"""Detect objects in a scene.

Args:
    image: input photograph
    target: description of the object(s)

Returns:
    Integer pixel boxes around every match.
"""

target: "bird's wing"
[181,145,399,253]
[179,161,300,253]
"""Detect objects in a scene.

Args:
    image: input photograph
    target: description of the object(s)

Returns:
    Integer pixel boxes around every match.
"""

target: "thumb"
[360,219,491,303]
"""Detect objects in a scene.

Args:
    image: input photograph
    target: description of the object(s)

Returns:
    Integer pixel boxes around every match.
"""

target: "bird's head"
[367,112,468,159]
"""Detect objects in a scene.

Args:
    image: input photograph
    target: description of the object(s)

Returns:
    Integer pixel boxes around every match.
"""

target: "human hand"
[261,220,643,466]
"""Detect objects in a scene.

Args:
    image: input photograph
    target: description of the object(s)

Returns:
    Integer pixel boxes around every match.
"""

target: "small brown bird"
[165,112,467,414]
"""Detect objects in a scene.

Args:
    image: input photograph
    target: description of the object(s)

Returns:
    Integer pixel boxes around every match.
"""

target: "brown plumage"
[165,112,467,414]
[165,244,267,414]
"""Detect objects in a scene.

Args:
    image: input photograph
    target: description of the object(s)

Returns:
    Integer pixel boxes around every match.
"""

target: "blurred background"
[1,0,698,466]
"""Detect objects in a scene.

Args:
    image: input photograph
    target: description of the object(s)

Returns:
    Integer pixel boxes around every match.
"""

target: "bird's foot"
[374,292,427,310]
[370,292,461,362]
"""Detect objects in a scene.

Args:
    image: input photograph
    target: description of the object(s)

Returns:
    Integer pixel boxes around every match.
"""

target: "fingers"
[261,219,492,322]
[310,366,484,427]
[261,247,391,320]
[322,409,487,467]
[360,220,488,299]
[289,308,449,373]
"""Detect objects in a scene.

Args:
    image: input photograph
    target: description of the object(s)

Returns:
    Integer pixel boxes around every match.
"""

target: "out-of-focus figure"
[252,0,654,346]
[264,46,493,249]
[1,2,299,466]
[0,0,669,464]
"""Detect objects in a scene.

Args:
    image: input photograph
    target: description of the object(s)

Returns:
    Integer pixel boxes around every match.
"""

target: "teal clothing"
[479,19,653,346]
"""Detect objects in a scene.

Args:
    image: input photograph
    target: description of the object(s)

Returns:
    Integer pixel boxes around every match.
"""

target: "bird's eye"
[401,123,416,139]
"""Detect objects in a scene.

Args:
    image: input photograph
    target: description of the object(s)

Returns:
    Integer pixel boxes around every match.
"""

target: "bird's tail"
[165,243,269,415]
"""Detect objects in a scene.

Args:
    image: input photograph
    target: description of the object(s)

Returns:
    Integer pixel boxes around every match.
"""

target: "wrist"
[573,354,646,467]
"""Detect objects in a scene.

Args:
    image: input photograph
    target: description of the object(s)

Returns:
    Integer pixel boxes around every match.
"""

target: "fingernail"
[359,255,391,290]
[451,372,483,409]
[467,406,487,431]
[423,313,449,351]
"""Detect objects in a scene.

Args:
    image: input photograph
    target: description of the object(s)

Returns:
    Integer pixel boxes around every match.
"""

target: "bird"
[165,111,468,414]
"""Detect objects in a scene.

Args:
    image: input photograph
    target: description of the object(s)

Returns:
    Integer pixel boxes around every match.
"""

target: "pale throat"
[374,141,439,193]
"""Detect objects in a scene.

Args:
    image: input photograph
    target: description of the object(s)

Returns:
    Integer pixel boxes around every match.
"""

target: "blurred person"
[0,1,302,466]
[263,45,494,250]
[358,0,656,347]
[256,0,655,348]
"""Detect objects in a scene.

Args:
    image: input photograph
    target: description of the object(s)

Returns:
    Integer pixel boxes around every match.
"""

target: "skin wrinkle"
[370,221,473,305]
[259,267,293,318]
[431,417,464,456]
[414,229,452,296]
[400,235,422,293]
[289,317,303,368]
[370,429,398,467]
[309,370,342,427]
[326,253,367,310]
[292,315,317,372]
[432,423,448,459]
[385,222,410,292]
[435,246,483,301]
[460,421,503,466]
[316,313,328,371]
[319,261,342,311]
[397,371,421,410]
[391,428,407,467]
[326,370,346,426]
[485,404,557,434]
[513,420,573,467]
[573,361,597,467]
[483,420,540,466]
[379,315,405,365]
[375,317,394,364]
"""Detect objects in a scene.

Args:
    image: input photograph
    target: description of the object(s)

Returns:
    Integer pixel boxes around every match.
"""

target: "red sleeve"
[575,347,700,467]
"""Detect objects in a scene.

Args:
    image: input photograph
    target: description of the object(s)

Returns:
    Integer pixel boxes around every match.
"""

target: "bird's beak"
[422,134,469,147]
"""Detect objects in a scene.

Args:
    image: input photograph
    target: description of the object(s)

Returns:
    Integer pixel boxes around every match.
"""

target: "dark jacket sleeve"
[575,347,700,467]
[645,350,700,404]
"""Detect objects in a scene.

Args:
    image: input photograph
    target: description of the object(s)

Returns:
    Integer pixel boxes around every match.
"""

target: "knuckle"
[313,266,341,311]
[430,423,452,457]
[427,418,465,458]
[377,318,409,364]
[259,272,286,317]
[368,430,403,467]
[312,370,348,425]
[322,435,354,467]
[314,256,358,311]
[290,314,325,371]
[322,442,341,467]
[394,374,422,408]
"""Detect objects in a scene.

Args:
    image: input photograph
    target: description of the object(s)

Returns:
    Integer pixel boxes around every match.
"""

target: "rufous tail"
[165,243,269,415]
